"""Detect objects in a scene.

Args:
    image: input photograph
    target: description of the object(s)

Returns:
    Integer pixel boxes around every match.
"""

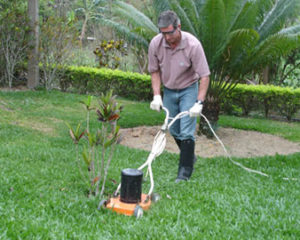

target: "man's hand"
[150,95,163,111]
[189,101,203,117]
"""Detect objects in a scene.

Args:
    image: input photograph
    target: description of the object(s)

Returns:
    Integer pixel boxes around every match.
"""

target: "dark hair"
[157,10,180,29]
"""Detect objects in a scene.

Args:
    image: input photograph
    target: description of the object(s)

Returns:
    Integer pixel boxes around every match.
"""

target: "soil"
[119,126,300,158]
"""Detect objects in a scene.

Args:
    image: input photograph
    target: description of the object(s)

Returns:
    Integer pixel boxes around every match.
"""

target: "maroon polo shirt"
[148,31,210,89]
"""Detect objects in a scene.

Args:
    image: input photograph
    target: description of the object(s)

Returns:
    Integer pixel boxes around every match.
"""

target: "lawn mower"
[98,106,190,218]
[98,106,273,218]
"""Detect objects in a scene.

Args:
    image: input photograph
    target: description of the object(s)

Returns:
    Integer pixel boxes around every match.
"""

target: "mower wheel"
[97,199,107,210]
[134,205,143,218]
[151,193,161,203]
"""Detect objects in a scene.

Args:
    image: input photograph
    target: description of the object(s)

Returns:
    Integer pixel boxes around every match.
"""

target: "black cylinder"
[120,168,143,203]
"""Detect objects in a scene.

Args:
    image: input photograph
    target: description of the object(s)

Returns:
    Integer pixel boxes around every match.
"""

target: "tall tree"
[75,0,108,46]
[102,0,300,134]
[27,0,39,89]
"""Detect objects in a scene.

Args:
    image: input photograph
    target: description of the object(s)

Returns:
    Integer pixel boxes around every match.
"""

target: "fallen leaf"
[93,177,100,185]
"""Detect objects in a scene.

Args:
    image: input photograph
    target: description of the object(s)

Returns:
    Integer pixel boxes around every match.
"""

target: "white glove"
[150,95,163,111]
[189,101,203,117]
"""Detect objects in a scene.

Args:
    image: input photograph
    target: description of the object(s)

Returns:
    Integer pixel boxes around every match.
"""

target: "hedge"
[60,66,152,101]
[224,84,300,121]
[60,66,300,121]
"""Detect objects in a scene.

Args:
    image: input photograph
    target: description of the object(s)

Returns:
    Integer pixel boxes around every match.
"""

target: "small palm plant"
[67,91,122,198]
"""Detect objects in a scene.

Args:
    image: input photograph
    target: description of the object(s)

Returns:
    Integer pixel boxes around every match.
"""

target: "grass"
[219,115,300,142]
[0,90,299,239]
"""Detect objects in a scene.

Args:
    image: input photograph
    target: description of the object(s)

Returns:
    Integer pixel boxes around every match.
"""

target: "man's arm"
[151,71,161,96]
[197,76,210,101]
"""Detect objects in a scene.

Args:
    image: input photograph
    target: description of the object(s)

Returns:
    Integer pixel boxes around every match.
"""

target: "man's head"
[158,10,180,29]
[158,10,181,46]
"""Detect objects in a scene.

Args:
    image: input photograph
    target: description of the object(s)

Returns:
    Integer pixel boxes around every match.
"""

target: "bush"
[224,84,300,121]
[61,66,153,100]
[59,65,300,121]
[39,16,78,90]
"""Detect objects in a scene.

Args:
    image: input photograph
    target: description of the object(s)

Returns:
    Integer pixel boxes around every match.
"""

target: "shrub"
[224,84,300,121]
[60,66,299,120]
[39,16,78,90]
[61,66,153,100]
[66,92,122,199]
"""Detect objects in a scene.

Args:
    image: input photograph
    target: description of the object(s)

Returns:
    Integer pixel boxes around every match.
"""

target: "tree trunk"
[198,99,221,138]
[262,66,269,85]
[79,15,88,47]
[27,0,39,89]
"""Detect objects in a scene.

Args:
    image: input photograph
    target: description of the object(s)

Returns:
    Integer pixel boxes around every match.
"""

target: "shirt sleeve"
[148,39,159,73]
[191,42,210,78]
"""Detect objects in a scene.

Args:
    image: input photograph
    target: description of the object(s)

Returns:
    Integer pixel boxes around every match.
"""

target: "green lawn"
[0,90,299,239]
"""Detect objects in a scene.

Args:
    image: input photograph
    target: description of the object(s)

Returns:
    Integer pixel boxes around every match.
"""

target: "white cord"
[114,109,297,197]
[200,113,298,181]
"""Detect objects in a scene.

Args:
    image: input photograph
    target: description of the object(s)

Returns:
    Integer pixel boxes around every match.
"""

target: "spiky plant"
[102,0,300,135]
[66,92,122,199]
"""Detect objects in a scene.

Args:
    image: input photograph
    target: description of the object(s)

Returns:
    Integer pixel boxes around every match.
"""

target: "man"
[148,10,210,182]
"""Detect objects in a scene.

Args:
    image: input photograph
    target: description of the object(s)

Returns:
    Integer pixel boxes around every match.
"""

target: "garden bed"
[119,126,300,158]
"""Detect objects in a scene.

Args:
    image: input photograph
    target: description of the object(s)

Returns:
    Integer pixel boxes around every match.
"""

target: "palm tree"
[102,0,300,134]
[75,0,109,46]
[101,0,158,50]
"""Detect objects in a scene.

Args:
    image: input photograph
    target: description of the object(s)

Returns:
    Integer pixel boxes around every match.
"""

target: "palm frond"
[168,0,197,36]
[209,29,260,95]
[153,0,171,22]
[279,24,300,35]
[177,0,200,36]
[258,0,300,41]
[220,29,260,75]
[100,19,149,49]
[199,0,226,66]
[253,0,274,27]
[247,33,300,71]
[223,0,248,33]
[229,1,257,31]
[194,0,207,10]
[113,1,158,33]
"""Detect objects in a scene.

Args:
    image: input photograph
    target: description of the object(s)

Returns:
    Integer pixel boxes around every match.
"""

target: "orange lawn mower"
[97,106,274,218]
[97,107,190,218]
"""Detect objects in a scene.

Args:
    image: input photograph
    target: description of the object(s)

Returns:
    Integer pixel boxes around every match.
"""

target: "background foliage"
[59,65,300,121]
[0,0,29,87]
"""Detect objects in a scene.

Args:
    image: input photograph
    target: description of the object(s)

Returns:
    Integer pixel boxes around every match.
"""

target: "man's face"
[160,24,181,45]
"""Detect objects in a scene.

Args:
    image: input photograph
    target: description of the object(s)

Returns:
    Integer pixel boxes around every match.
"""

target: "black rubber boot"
[175,139,195,183]
[174,138,182,150]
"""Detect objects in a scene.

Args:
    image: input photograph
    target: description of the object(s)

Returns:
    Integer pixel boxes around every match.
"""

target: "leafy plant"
[66,91,123,198]
[93,39,127,69]
[39,16,78,90]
